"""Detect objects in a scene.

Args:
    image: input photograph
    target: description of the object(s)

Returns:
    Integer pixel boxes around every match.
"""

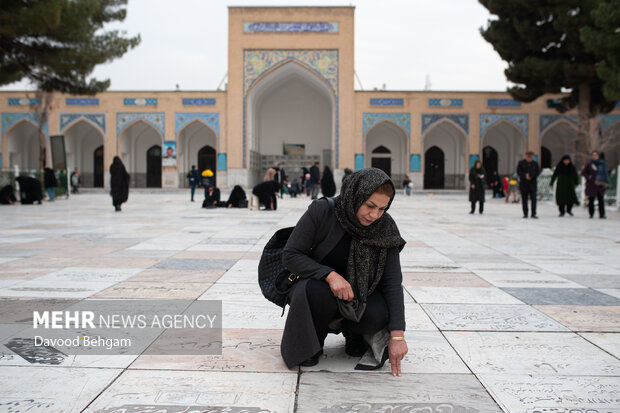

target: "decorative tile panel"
[410,154,421,172]
[116,113,165,138]
[370,98,404,106]
[487,99,521,107]
[363,113,410,140]
[217,153,227,171]
[8,98,39,106]
[539,114,578,135]
[182,98,216,106]
[599,114,620,132]
[123,98,157,106]
[175,113,219,150]
[244,22,338,33]
[59,113,105,135]
[2,112,48,138]
[429,98,462,107]
[480,114,528,143]
[421,114,469,136]
[355,154,364,170]
[66,98,99,106]
[469,154,480,169]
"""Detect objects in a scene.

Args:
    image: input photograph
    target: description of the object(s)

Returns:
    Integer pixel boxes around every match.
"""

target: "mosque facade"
[1,6,619,189]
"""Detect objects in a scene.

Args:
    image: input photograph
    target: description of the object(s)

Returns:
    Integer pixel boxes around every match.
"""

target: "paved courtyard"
[0,190,619,413]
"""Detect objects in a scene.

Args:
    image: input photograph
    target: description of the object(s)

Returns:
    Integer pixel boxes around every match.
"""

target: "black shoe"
[600,216,607,219]
[567,211,573,216]
[344,333,367,358]
[469,210,474,214]
[531,215,538,219]
[523,215,528,219]
[300,349,323,367]
[559,213,565,217]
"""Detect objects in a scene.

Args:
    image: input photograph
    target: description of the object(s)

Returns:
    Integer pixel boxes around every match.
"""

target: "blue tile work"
[243,49,339,168]
[1,112,48,138]
[469,154,480,168]
[66,98,99,106]
[410,154,421,172]
[429,98,462,107]
[600,114,620,132]
[8,98,39,106]
[59,113,106,135]
[421,114,469,136]
[363,113,410,143]
[355,154,364,170]
[480,114,528,144]
[123,98,157,106]
[244,22,339,33]
[182,98,216,106]
[370,98,404,106]
[217,153,227,171]
[175,113,219,151]
[487,99,521,107]
[116,113,165,139]
[539,114,579,136]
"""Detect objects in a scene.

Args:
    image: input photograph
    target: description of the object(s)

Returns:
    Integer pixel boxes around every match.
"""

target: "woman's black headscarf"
[334,168,405,320]
[555,155,576,175]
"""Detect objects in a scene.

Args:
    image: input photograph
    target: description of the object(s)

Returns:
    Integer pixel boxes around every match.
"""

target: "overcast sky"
[2,0,511,92]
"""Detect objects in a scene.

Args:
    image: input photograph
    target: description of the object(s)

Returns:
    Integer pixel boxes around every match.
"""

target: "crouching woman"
[281,168,407,376]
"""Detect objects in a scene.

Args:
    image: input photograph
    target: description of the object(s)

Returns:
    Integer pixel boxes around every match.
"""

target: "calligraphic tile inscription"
[296,372,501,412]
[535,305,620,332]
[478,374,620,412]
[579,333,620,358]
[445,332,620,376]
[83,370,296,413]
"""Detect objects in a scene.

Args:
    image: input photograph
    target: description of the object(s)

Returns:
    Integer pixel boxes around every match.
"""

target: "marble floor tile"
[445,331,620,375]
[126,268,224,283]
[402,272,491,287]
[0,249,46,257]
[404,303,439,330]
[154,258,237,270]
[216,270,258,284]
[475,271,583,288]
[502,287,620,306]
[103,249,178,258]
[172,250,247,259]
[598,288,620,299]
[478,374,620,413]
[579,332,620,358]
[198,282,263,302]
[187,244,253,252]
[0,366,122,413]
[0,279,118,298]
[222,301,287,329]
[535,305,620,332]
[302,330,469,374]
[35,267,142,283]
[401,264,468,273]
[131,329,291,372]
[422,304,569,331]
[93,281,212,299]
[83,370,297,413]
[559,273,620,289]
[296,372,502,412]
[407,286,523,304]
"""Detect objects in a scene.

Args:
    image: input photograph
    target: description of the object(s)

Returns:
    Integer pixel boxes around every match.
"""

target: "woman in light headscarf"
[281,168,407,376]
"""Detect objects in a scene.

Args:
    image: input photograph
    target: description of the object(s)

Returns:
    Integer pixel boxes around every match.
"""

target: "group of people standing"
[468,150,610,219]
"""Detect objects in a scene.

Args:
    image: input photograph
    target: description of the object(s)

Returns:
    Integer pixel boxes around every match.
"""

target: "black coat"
[468,167,486,203]
[252,181,279,210]
[309,165,320,185]
[517,159,540,191]
[44,168,56,189]
[321,168,336,197]
[15,176,42,204]
[110,160,130,205]
[226,185,247,207]
[280,198,405,368]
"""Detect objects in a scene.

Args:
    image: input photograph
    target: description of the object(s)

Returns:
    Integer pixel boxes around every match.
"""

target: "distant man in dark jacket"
[187,165,199,202]
[517,151,540,219]
[309,162,321,200]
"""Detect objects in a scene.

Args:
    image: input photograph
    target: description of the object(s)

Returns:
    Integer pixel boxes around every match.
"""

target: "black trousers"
[305,278,388,348]
[470,201,484,213]
[588,194,605,217]
[521,188,537,216]
[558,204,573,215]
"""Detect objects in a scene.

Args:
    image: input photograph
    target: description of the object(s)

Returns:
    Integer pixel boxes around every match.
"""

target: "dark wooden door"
[424,146,444,189]
[147,145,162,188]
[483,146,498,177]
[371,157,391,177]
[198,145,216,186]
[94,146,104,187]
[541,146,551,169]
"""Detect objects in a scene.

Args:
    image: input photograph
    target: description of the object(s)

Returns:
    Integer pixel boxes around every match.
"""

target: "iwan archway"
[481,121,526,177]
[422,118,467,189]
[118,120,163,188]
[60,114,106,187]
[176,115,219,187]
[539,115,579,169]
[246,60,336,185]
[364,120,408,185]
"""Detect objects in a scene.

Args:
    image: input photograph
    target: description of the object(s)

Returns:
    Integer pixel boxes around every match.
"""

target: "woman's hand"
[388,333,408,377]
[325,271,354,301]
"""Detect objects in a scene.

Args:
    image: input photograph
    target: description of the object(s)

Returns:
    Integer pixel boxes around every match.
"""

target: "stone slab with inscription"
[535,305,620,332]
[502,287,620,306]
[407,286,523,304]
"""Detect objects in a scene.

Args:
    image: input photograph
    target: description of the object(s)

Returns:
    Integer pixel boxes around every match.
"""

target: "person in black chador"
[15,176,43,204]
[252,180,279,210]
[225,185,247,208]
[550,155,579,217]
[321,165,336,197]
[281,168,408,376]
[202,185,221,208]
[110,156,130,212]
[517,151,540,219]
[468,160,486,214]
[0,185,17,204]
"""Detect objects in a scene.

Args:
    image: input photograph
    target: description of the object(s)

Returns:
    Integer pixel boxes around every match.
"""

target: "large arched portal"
[423,121,466,189]
[365,121,407,186]
[247,61,335,185]
[481,122,525,177]
[178,120,217,187]
[64,120,105,187]
[540,121,579,169]
[5,120,43,170]
[119,121,162,188]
